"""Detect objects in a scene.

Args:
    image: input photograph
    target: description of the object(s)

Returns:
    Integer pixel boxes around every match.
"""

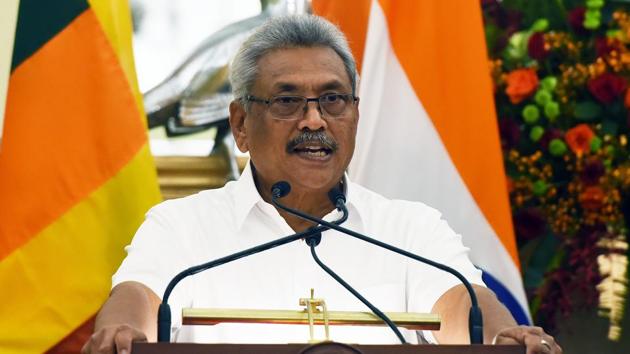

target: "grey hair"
[230,15,358,109]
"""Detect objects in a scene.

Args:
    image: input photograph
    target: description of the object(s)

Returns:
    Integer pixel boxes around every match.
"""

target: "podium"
[134,343,524,354]
[145,295,524,353]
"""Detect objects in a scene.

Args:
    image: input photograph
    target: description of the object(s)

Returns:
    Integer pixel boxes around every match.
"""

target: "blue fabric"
[481,270,531,325]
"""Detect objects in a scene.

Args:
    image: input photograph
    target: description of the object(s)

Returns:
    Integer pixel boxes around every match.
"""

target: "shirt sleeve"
[402,203,485,342]
[112,201,196,327]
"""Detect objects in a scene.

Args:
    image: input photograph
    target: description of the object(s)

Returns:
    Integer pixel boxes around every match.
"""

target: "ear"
[229,100,249,153]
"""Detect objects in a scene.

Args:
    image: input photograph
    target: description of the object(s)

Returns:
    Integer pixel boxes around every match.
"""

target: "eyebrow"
[273,82,298,93]
[271,80,349,94]
[321,80,346,91]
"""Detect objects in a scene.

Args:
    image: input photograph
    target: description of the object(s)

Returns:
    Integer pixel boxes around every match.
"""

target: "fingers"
[82,325,147,354]
[494,326,562,354]
[538,334,561,354]
[84,327,117,354]
[114,326,147,354]
[494,325,542,344]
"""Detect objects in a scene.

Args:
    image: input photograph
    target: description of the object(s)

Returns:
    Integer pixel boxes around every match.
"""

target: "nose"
[297,100,328,131]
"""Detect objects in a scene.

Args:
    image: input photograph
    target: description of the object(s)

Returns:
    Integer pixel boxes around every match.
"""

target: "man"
[83,15,562,354]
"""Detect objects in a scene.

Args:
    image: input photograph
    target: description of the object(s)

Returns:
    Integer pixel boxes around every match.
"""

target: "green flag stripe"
[11,0,89,72]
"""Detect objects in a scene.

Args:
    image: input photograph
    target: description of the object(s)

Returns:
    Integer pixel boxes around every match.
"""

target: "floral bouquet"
[482,0,630,340]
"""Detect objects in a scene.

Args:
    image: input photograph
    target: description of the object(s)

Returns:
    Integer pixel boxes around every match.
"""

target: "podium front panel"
[134,342,524,354]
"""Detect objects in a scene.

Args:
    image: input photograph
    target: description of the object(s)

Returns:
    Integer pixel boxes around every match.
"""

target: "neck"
[253,171,338,233]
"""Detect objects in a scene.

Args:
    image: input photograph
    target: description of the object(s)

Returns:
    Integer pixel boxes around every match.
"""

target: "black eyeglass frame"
[243,93,359,120]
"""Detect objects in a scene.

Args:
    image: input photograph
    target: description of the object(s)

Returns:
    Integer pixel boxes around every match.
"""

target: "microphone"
[271,181,484,344]
[157,198,348,342]
[272,182,408,344]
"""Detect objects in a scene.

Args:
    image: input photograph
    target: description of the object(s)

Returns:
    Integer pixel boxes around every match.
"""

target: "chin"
[288,172,340,192]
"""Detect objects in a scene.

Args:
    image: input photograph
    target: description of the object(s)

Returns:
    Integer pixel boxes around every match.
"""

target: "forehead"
[253,46,352,94]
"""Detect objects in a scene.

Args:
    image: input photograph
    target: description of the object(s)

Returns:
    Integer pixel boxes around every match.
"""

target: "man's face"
[230,46,358,194]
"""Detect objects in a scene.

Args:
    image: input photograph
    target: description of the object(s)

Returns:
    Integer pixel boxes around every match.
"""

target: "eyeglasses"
[244,93,359,120]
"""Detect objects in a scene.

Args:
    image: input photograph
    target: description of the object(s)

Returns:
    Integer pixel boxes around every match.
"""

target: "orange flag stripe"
[0,8,147,259]
[311,0,372,73]
[376,0,518,264]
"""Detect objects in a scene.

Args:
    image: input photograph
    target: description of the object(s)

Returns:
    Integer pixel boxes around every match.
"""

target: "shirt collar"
[231,160,363,230]
[232,162,264,230]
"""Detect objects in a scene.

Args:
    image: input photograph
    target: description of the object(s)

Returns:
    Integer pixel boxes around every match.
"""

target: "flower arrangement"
[482,0,630,340]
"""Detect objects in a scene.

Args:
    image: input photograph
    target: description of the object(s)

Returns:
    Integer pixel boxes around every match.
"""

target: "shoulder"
[349,182,443,226]
[146,183,238,224]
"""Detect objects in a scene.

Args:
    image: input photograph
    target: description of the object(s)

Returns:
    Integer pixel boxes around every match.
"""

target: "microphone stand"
[304,236,408,344]
[271,187,484,344]
[272,182,407,344]
[157,212,347,342]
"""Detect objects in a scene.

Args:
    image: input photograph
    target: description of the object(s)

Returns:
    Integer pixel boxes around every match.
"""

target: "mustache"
[286,130,338,153]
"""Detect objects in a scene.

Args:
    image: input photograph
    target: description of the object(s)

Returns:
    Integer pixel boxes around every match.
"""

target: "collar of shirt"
[231,161,364,232]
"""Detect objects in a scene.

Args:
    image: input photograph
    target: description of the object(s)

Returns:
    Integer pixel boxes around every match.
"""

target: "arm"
[431,284,562,353]
[431,284,515,344]
[81,281,161,354]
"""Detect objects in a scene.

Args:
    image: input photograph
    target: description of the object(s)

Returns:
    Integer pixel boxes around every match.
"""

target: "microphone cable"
[305,236,408,344]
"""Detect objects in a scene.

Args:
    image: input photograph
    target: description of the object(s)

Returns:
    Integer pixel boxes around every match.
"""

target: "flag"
[314,0,530,324]
[0,0,20,147]
[0,0,162,352]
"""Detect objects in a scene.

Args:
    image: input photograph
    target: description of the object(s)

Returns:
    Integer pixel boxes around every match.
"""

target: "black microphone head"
[271,181,291,198]
[328,185,346,206]
[304,230,322,247]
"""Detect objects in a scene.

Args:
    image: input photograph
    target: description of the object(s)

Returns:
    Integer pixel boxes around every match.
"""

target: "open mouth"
[286,131,338,160]
[292,144,334,158]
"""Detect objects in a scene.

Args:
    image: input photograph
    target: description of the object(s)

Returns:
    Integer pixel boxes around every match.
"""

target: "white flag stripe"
[350,0,530,320]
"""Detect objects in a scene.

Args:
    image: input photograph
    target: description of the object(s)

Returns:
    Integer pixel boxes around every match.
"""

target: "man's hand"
[493,326,562,354]
[82,282,160,354]
[81,324,147,354]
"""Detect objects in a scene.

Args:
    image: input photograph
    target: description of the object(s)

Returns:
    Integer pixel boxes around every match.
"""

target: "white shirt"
[113,162,484,344]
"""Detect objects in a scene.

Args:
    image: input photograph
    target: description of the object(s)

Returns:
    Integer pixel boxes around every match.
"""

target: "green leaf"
[522,232,561,289]
[524,268,545,288]
[484,23,502,55]
[574,101,602,121]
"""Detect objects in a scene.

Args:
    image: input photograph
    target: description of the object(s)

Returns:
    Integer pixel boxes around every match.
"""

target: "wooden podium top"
[134,343,524,354]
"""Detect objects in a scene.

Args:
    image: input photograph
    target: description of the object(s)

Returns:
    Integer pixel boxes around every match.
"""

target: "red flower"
[528,32,549,61]
[505,68,539,104]
[587,73,627,104]
[595,37,621,58]
[565,124,595,157]
[568,7,588,35]
[579,186,606,210]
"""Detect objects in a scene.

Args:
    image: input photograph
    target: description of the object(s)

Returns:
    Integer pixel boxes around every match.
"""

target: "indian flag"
[314,0,530,325]
[0,0,161,353]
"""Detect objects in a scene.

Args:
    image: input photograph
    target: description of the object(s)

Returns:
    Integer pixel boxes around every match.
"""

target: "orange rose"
[565,124,595,157]
[505,68,539,104]
[579,186,606,210]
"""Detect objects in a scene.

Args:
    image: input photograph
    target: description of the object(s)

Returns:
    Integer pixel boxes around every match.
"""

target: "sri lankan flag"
[0,0,161,352]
